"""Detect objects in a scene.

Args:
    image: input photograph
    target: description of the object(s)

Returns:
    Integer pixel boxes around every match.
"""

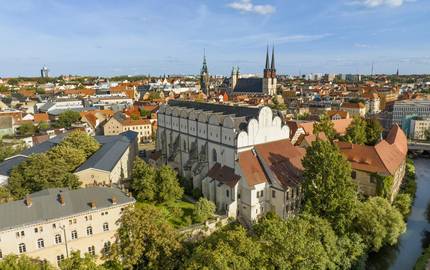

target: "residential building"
[363,93,381,114]
[409,118,430,140]
[0,187,134,266]
[103,112,152,143]
[37,98,83,113]
[340,102,366,117]
[392,100,430,126]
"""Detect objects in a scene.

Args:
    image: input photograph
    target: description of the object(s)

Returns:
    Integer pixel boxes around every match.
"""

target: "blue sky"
[0,0,429,77]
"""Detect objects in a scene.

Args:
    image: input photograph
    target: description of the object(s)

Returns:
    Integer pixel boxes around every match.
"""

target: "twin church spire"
[264,45,276,79]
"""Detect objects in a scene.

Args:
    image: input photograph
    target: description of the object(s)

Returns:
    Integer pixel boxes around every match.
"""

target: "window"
[85,215,92,221]
[272,190,276,198]
[55,234,62,244]
[69,220,72,225]
[71,230,78,240]
[21,231,25,236]
[351,171,357,179]
[87,226,93,236]
[34,227,38,233]
[226,190,229,197]
[260,191,264,198]
[56,254,65,265]
[52,223,56,229]
[212,149,217,163]
[88,245,95,256]
[18,243,26,253]
[103,223,109,232]
[104,241,111,254]
[37,238,44,249]
[0,249,2,259]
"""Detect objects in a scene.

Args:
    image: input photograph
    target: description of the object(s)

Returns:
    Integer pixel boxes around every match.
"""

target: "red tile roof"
[207,163,241,188]
[238,150,269,187]
[33,113,49,123]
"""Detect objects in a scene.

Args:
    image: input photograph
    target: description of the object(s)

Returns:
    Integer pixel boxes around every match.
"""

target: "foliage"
[37,121,50,131]
[302,140,358,234]
[393,193,412,218]
[7,153,81,199]
[0,254,54,270]
[297,112,310,120]
[0,139,26,162]
[156,165,184,204]
[425,128,430,141]
[47,145,86,172]
[60,130,100,157]
[58,110,81,128]
[365,118,383,146]
[7,78,19,85]
[148,91,161,100]
[345,116,367,145]
[185,224,263,270]
[140,109,151,118]
[59,250,105,270]
[193,197,216,223]
[313,113,336,141]
[0,84,9,92]
[131,159,157,202]
[401,159,417,198]
[110,204,182,270]
[374,174,394,200]
[0,186,13,204]
[254,213,364,270]
[414,245,430,270]
[17,123,36,136]
[354,197,406,252]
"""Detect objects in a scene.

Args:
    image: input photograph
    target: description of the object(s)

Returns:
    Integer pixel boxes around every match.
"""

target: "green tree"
[17,123,36,136]
[58,110,81,128]
[156,165,183,204]
[0,254,54,270]
[0,139,25,162]
[0,84,9,92]
[302,140,358,234]
[193,197,216,223]
[0,186,13,203]
[7,78,19,86]
[425,128,430,141]
[130,159,157,202]
[59,250,105,270]
[313,114,336,141]
[60,130,100,157]
[185,224,263,270]
[393,193,412,218]
[140,109,151,118]
[37,121,50,131]
[47,145,86,171]
[354,197,406,252]
[345,116,367,145]
[365,118,383,145]
[110,205,182,270]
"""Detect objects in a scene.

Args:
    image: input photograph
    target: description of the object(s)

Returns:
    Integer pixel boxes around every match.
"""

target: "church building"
[230,46,277,96]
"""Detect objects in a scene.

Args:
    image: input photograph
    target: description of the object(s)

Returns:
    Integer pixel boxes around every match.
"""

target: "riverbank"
[366,158,430,270]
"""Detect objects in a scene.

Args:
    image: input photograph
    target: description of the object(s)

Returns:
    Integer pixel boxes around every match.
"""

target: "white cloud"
[352,0,404,7]
[227,0,275,15]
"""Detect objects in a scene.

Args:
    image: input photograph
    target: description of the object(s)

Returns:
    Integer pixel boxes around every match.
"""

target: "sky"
[0,0,429,77]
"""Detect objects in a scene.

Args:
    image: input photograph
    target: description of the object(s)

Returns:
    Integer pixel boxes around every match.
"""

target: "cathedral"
[230,46,277,96]
[200,51,209,95]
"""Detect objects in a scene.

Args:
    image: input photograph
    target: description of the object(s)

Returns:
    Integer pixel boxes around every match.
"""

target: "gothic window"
[212,149,217,163]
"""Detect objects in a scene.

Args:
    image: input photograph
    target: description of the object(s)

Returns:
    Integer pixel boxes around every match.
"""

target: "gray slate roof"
[233,78,263,93]
[0,156,27,177]
[0,187,135,231]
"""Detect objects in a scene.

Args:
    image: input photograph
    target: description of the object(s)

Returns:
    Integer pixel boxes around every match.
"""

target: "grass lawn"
[135,199,196,229]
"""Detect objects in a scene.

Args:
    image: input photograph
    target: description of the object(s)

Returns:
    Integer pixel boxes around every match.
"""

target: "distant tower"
[200,50,210,95]
[231,66,239,90]
[263,45,277,95]
[396,65,399,77]
[40,66,49,78]
[371,62,374,76]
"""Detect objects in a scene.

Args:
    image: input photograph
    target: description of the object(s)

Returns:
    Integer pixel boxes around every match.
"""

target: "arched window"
[37,238,44,248]
[212,149,217,163]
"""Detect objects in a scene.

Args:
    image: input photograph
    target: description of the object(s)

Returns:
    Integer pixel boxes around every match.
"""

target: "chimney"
[58,194,65,206]
[25,195,32,207]
[90,201,96,209]
[111,196,117,205]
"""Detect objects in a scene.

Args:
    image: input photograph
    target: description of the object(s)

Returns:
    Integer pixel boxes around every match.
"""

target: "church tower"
[200,50,210,95]
[263,45,277,96]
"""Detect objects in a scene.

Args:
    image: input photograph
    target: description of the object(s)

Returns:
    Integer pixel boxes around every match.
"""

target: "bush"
[193,198,216,223]
[394,193,412,218]
[414,246,430,270]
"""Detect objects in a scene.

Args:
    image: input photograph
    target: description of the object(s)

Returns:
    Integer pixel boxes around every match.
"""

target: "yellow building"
[103,112,152,143]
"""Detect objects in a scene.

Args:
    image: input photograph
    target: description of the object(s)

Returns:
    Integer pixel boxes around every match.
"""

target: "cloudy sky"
[0,0,428,77]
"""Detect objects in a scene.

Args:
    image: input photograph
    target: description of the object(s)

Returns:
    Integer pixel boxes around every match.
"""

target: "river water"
[366,158,430,270]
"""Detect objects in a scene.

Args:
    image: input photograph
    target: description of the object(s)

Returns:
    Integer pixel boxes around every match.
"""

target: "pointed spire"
[271,45,275,70]
[265,45,270,69]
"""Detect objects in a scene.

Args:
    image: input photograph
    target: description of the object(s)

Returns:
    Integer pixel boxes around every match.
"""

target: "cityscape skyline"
[0,0,429,77]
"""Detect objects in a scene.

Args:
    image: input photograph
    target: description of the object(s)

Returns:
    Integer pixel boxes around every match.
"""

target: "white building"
[392,100,430,126]
[0,187,134,266]
[409,118,430,140]
[156,100,305,224]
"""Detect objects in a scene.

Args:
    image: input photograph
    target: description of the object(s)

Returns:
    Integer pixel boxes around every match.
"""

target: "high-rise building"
[40,66,49,78]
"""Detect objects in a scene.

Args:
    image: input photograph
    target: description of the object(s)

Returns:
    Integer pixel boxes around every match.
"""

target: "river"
[366,158,430,270]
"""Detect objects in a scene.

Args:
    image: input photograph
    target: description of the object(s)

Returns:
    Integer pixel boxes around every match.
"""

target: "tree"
[156,165,183,204]
[130,159,157,202]
[0,139,25,162]
[0,254,54,270]
[7,78,19,86]
[254,213,363,270]
[425,128,430,141]
[58,110,81,128]
[302,140,358,234]
[393,193,412,218]
[193,197,216,223]
[59,250,105,270]
[345,116,367,145]
[60,130,100,157]
[17,123,36,136]
[47,145,86,172]
[37,121,50,131]
[354,197,406,252]
[7,153,81,199]
[313,113,336,141]
[110,205,182,270]
[185,224,263,270]
[140,109,151,118]
[0,186,13,203]
[365,118,383,145]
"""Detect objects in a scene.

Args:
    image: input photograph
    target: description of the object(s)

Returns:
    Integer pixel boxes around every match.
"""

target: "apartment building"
[409,118,430,140]
[0,187,135,266]
[104,112,152,143]
[392,100,430,126]
[340,102,366,117]
[156,100,306,224]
